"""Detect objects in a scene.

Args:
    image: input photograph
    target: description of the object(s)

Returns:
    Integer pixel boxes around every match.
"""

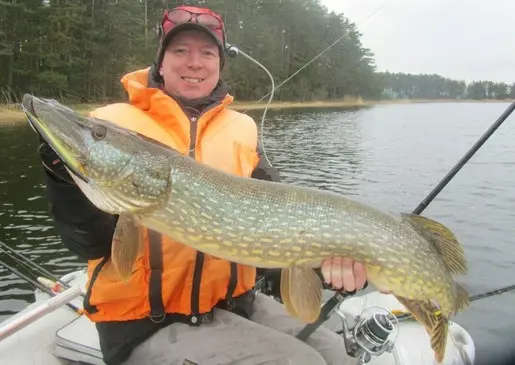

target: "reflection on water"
[0,124,85,317]
[260,108,366,194]
[1,102,515,363]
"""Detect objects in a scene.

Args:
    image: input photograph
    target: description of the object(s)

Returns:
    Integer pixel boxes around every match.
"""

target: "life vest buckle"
[149,313,166,323]
[226,298,236,310]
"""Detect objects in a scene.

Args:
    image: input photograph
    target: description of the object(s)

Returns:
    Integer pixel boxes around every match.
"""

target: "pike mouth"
[182,77,204,84]
[22,95,89,183]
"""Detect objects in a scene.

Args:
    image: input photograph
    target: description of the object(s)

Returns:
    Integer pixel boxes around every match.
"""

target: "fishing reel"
[255,273,399,364]
[225,43,240,58]
[335,305,399,364]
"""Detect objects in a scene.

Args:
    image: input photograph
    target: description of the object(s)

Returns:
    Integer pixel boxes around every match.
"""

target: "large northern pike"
[22,94,469,363]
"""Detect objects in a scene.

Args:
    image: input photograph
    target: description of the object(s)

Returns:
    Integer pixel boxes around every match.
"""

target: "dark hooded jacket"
[38,65,284,364]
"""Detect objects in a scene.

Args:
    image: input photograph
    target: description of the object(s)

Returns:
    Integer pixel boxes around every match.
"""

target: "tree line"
[1,0,513,105]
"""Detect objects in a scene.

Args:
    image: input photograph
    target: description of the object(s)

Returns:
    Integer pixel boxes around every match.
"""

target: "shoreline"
[2,98,514,124]
[232,98,515,110]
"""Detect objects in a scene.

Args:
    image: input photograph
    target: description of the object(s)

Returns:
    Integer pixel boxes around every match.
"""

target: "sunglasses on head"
[165,9,223,31]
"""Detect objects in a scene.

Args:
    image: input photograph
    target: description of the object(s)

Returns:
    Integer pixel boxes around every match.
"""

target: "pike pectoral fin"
[395,296,448,364]
[111,214,143,282]
[280,268,298,318]
[280,266,323,323]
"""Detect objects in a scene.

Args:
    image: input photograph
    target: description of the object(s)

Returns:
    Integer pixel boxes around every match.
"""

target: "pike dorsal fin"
[401,213,468,276]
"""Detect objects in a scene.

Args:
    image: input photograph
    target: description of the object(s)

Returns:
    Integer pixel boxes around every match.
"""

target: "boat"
[0,268,475,365]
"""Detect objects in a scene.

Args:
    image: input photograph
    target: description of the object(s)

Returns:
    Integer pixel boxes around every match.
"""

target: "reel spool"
[336,305,399,364]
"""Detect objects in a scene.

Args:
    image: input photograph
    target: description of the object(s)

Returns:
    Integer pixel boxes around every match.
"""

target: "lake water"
[1,102,515,364]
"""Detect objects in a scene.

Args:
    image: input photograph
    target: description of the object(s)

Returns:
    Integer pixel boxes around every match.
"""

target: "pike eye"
[91,125,107,140]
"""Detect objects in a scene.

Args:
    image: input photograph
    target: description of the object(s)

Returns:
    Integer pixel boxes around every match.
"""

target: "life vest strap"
[226,262,238,309]
[83,256,110,314]
[148,230,165,323]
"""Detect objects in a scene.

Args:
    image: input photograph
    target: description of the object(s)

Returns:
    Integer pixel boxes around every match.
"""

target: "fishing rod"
[388,282,515,325]
[0,284,81,342]
[328,280,515,349]
[413,100,515,214]
[296,100,515,342]
[0,258,80,313]
[0,258,82,342]
[0,240,70,290]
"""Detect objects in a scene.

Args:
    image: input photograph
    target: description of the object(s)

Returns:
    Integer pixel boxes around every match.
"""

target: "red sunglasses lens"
[196,14,221,29]
[167,10,191,24]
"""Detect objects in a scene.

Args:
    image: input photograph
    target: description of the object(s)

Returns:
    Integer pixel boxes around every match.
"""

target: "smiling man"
[158,30,221,100]
[37,5,366,365]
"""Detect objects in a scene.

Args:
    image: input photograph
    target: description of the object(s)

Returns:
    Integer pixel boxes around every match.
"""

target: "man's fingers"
[320,257,367,293]
[330,257,343,289]
[353,261,367,290]
[321,258,331,284]
[340,257,355,292]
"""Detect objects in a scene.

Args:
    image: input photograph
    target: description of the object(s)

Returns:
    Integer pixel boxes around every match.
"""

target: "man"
[38,5,367,365]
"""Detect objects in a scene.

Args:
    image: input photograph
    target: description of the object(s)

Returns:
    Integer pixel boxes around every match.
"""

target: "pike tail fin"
[396,296,449,364]
[453,282,470,314]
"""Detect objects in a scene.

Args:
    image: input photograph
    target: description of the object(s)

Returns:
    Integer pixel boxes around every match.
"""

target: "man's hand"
[321,257,367,292]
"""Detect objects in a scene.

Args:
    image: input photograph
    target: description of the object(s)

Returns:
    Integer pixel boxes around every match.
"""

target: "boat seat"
[53,315,105,365]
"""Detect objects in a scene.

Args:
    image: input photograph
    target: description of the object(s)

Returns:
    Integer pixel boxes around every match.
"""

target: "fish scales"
[144,154,438,276]
[141,154,457,313]
[81,130,454,304]
[23,94,470,363]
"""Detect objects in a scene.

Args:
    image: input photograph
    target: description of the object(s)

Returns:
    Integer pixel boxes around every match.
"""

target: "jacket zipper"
[188,106,238,319]
[189,116,203,321]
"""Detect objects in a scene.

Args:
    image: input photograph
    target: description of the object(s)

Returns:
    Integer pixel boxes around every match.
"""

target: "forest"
[379,72,515,101]
[1,0,513,105]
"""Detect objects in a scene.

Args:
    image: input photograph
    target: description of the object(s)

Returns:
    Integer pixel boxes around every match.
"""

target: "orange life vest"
[82,67,260,323]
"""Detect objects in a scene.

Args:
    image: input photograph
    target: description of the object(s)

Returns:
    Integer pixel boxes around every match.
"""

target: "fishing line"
[364,282,515,326]
[240,0,394,168]
[202,0,394,168]
[330,281,515,335]
[247,0,394,110]
[225,44,276,167]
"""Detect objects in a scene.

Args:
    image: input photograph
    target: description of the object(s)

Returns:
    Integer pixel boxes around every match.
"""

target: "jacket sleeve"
[39,139,117,261]
[250,145,281,183]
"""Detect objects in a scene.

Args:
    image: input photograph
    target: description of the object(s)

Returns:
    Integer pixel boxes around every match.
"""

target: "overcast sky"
[320,0,515,83]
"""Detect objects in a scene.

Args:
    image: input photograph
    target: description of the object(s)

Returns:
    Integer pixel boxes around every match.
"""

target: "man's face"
[159,30,221,101]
